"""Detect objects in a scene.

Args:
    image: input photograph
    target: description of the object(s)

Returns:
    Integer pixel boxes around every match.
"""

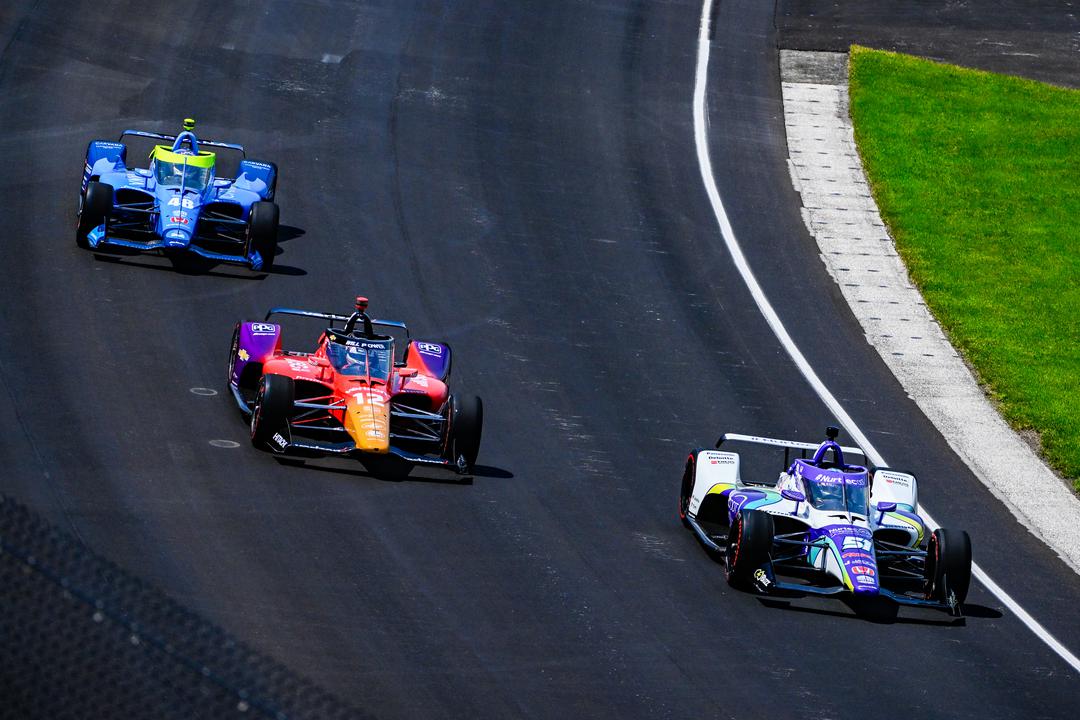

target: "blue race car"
[77,119,280,270]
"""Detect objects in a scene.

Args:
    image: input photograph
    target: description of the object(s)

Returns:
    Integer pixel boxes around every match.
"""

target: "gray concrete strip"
[779,49,1080,574]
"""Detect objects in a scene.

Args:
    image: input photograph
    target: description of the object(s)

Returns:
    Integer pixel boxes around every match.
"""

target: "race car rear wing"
[119,129,247,156]
[717,432,868,466]
[264,307,410,338]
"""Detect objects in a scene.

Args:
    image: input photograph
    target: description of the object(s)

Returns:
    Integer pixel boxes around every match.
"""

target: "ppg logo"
[417,342,443,355]
[250,323,276,334]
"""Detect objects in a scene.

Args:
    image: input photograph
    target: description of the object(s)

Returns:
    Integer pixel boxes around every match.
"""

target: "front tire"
[247,200,279,271]
[447,394,483,472]
[77,181,113,248]
[725,510,774,588]
[924,528,972,611]
[250,374,294,450]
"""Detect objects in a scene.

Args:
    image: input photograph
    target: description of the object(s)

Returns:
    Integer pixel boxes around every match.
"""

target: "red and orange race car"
[227,297,482,477]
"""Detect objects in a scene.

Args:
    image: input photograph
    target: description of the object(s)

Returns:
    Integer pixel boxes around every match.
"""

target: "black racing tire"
[725,510,774,588]
[250,373,294,450]
[77,181,113,248]
[924,528,972,609]
[679,454,695,528]
[247,200,279,271]
[447,394,483,472]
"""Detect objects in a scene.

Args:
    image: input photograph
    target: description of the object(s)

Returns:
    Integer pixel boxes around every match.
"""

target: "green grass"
[848,46,1080,490]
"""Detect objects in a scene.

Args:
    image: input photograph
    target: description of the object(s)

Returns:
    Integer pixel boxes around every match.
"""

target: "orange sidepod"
[343,390,391,453]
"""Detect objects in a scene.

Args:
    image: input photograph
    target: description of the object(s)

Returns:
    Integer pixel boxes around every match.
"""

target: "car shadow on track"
[87,224,308,277]
[274,458,514,486]
[756,595,999,626]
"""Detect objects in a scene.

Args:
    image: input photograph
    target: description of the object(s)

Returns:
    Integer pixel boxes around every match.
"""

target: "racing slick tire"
[250,373,294,451]
[246,200,279,271]
[679,454,696,528]
[924,528,972,612]
[77,181,113,248]
[725,509,774,588]
[447,394,483,473]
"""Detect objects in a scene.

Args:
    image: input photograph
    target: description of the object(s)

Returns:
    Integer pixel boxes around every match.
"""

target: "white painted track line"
[692,0,1080,673]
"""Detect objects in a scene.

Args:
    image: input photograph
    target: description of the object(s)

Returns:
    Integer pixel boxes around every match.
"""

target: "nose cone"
[343,392,390,453]
[846,558,879,594]
[163,227,190,247]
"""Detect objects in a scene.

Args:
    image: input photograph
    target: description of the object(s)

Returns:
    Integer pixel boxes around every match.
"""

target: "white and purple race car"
[679,427,972,615]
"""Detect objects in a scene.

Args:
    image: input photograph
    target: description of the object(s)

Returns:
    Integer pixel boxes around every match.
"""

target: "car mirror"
[398,367,418,378]
[875,501,897,524]
[781,489,805,503]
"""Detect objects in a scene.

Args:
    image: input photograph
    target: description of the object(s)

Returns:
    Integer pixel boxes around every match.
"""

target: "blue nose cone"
[164,228,189,247]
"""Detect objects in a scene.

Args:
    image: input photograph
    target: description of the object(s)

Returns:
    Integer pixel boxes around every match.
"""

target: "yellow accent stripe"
[706,482,735,495]
[152,145,216,168]
[886,511,925,546]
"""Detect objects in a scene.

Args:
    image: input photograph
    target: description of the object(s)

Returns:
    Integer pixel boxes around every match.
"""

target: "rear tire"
[725,510,774,588]
[77,181,113,248]
[250,374,294,450]
[447,394,483,472]
[924,528,972,610]
[247,200,279,271]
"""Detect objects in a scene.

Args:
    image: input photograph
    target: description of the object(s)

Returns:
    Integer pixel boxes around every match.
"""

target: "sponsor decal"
[416,342,443,355]
[728,494,747,515]
[170,216,189,225]
[828,525,871,539]
[850,565,875,576]
[250,322,277,335]
[271,432,288,449]
[286,359,309,373]
[881,472,912,488]
[344,339,389,349]
[855,575,875,585]
[811,471,866,486]
[95,141,123,149]
[753,568,773,590]
[237,348,250,362]
[245,161,272,169]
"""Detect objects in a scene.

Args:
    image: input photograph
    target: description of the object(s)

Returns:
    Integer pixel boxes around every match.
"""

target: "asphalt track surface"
[777,0,1080,88]
[1,1,1078,717]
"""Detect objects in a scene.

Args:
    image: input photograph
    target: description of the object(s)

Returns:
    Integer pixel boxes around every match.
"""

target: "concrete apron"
[779,49,1080,574]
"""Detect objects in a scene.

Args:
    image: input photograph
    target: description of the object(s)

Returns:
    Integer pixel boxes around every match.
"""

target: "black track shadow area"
[273,457,513,487]
[89,237,307,277]
[758,595,967,627]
